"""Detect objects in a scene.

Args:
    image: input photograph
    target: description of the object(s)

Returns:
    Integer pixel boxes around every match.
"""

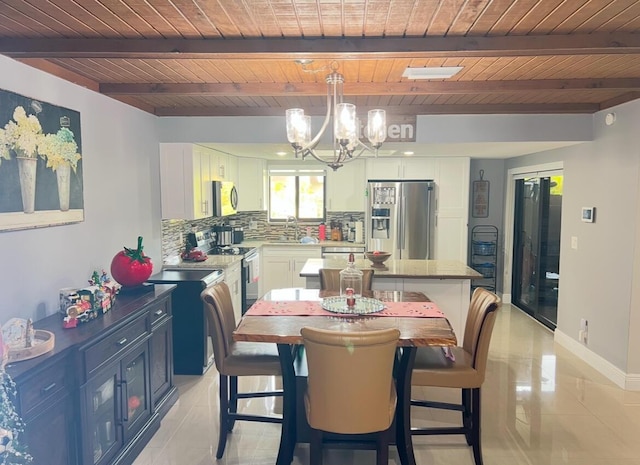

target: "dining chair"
[409,287,501,465]
[201,282,283,459]
[318,268,374,292]
[301,326,400,465]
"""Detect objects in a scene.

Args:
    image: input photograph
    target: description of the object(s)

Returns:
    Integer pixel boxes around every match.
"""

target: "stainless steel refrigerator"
[366,180,436,259]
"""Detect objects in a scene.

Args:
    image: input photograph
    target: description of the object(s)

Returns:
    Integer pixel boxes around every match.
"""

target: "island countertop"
[300,258,483,280]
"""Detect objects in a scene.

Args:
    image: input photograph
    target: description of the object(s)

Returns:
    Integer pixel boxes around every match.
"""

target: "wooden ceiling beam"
[154,102,600,117]
[2,33,640,59]
[100,78,640,96]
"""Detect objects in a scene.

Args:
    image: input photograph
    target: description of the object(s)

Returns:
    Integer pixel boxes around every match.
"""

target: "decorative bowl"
[365,251,392,268]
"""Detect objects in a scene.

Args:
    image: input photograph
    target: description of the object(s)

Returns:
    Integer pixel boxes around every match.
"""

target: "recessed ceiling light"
[402,66,463,80]
[403,151,414,156]
[276,151,288,157]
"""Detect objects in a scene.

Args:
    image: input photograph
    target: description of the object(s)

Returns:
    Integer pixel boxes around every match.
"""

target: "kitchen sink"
[269,239,318,244]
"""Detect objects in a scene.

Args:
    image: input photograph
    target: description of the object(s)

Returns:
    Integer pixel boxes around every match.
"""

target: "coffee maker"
[213,225,233,246]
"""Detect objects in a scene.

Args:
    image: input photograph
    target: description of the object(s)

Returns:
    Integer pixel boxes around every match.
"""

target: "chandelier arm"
[298,87,333,153]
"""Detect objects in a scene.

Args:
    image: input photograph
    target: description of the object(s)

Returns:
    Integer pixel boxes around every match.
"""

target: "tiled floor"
[132,304,640,465]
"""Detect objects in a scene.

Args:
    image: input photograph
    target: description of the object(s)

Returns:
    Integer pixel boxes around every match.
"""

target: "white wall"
[505,99,640,374]
[469,159,506,292]
[0,56,161,322]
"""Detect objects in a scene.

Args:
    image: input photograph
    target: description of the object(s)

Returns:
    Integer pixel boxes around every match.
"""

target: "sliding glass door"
[512,175,562,329]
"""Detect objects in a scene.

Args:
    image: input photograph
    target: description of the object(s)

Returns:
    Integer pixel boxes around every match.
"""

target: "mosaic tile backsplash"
[161,211,365,261]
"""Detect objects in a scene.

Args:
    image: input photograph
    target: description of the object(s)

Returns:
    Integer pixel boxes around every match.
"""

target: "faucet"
[285,216,299,241]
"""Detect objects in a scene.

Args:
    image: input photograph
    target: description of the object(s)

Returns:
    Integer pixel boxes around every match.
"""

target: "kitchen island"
[300,258,482,339]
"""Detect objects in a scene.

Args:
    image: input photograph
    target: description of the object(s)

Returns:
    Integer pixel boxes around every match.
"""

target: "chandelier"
[285,63,387,171]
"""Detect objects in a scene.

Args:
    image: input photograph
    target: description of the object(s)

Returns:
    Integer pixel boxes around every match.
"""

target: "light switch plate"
[571,236,578,250]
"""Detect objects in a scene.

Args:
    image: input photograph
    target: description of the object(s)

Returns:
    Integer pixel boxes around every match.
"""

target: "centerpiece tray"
[321,296,385,315]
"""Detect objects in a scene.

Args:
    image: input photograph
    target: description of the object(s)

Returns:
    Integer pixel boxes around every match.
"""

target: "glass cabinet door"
[86,372,120,465]
[122,344,151,439]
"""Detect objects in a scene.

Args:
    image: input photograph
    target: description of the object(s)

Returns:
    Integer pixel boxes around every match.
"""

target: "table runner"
[245,300,444,318]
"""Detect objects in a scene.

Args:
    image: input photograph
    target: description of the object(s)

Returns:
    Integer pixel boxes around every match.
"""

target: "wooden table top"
[234,288,457,347]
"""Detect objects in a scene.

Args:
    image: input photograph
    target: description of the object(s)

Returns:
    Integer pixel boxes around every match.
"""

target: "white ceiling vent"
[402,66,463,80]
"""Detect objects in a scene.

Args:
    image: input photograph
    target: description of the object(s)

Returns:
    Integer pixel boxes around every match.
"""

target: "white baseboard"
[555,329,640,391]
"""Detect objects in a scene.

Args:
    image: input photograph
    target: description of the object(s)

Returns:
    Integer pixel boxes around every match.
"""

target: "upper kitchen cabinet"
[210,151,238,184]
[159,143,214,220]
[366,158,437,180]
[326,159,366,212]
[236,157,266,211]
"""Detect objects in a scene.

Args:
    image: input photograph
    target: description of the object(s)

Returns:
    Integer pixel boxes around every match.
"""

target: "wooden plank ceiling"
[1,0,639,116]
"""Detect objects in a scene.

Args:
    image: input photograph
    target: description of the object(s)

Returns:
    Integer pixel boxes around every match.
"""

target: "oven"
[242,248,260,313]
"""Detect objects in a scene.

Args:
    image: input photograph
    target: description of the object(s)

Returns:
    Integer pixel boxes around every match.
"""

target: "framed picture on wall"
[472,170,489,218]
[0,88,84,232]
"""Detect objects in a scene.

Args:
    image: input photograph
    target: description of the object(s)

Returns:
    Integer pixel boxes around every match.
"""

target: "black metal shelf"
[470,225,498,293]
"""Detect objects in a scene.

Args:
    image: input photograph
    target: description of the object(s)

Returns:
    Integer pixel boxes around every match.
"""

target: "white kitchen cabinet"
[365,158,437,180]
[224,261,243,321]
[225,155,238,185]
[159,143,214,220]
[210,151,234,181]
[237,157,266,211]
[366,158,403,180]
[261,246,322,293]
[434,157,470,263]
[326,159,366,211]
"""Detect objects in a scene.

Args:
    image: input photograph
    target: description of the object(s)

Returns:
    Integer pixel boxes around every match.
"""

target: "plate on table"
[321,296,385,315]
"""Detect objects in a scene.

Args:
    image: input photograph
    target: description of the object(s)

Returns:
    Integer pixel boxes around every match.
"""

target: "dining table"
[233,288,457,465]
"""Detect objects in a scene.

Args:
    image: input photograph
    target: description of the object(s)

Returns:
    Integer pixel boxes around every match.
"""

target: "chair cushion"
[221,341,282,377]
[304,380,397,434]
[411,346,482,388]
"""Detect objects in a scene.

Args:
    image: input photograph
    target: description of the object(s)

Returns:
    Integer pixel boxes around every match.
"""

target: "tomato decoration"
[110,236,153,287]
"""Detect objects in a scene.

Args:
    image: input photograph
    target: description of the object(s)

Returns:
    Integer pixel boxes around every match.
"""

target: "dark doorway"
[512,175,562,329]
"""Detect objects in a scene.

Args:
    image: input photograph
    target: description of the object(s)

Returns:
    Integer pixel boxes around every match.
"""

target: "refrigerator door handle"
[399,193,405,250]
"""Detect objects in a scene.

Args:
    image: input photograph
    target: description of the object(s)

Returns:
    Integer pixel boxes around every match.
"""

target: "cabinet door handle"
[154,309,164,316]
[41,382,56,395]
[120,380,129,422]
[117,338,128,346]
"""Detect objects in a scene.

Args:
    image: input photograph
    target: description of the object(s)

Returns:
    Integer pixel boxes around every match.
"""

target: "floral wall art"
[0,88,83,232]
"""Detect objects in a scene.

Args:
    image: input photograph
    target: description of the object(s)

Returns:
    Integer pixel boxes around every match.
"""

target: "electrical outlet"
[571,236,578,250]
[579,318,588,344]
[249,221,258,230]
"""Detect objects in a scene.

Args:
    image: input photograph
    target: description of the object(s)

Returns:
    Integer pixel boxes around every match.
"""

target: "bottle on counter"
[340,253,363,302]
[318,223,326,241]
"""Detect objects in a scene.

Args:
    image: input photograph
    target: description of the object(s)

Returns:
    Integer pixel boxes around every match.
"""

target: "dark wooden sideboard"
[6,284,178,465]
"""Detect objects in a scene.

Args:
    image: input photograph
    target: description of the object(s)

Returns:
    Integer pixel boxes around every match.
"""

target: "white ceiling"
[203,141,584,161]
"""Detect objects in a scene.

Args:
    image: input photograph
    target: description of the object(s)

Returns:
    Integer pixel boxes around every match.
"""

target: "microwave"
[212,181,238,216]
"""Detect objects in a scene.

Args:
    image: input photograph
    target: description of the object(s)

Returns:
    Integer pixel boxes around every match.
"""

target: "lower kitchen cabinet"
[7,284,177,465]
[262,246,321,292]
[224,261,243,321]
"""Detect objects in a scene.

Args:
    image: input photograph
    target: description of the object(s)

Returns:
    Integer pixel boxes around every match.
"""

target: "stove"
[208,246,256,256]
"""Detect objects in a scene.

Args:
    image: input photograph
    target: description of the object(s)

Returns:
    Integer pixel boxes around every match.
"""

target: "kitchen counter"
[244,240,365,248]
[300,258,483,341]
[163,241,366,271]
[300,258,482,279]
[164,254,242,270]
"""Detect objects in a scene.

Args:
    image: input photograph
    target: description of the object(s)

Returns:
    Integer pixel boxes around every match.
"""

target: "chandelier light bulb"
[335,103,356,141]
[286,108,305,145]
[367,109,386,146]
